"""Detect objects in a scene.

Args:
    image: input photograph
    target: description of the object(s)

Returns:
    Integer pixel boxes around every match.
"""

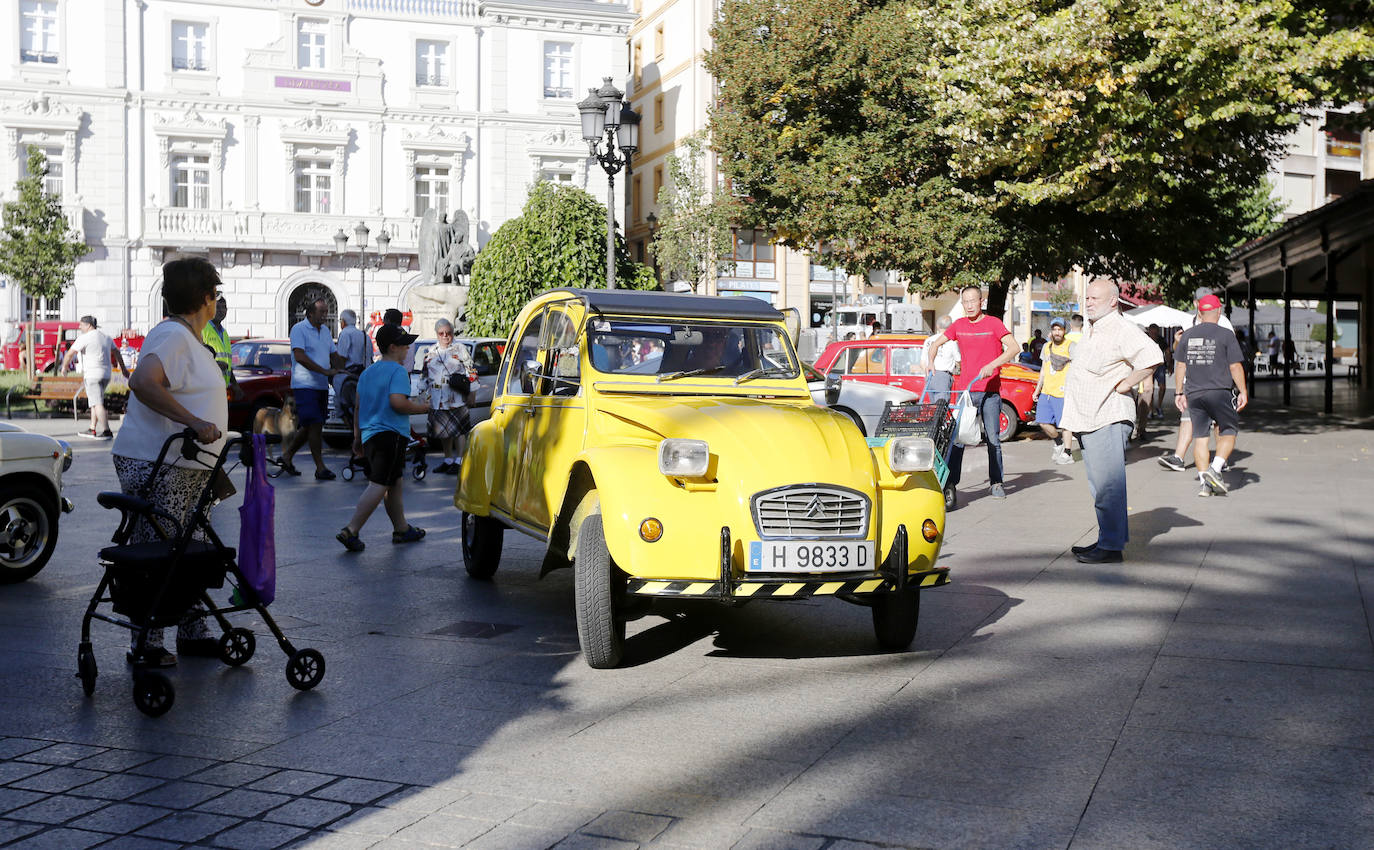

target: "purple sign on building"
[274,76,351,92]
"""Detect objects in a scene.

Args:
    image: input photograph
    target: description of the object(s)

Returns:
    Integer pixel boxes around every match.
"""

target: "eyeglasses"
[437,331,453,338]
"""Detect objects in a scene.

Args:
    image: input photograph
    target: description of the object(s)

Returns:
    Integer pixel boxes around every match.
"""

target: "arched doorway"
[287,282,338,334]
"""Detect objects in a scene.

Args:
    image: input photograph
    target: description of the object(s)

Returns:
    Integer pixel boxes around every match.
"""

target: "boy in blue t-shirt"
[336,324,431,552]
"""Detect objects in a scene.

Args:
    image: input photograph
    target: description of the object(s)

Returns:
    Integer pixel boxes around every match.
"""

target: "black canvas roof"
[547,288,783,321]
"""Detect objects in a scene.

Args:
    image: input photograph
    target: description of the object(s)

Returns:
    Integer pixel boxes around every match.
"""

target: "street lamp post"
[578,77,640,289]
[333,222,390,324]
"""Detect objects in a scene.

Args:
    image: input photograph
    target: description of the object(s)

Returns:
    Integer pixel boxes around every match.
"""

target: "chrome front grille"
[751,486,870,539]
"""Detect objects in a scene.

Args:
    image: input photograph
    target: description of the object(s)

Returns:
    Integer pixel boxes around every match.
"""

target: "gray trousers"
[1078,421,1133,551]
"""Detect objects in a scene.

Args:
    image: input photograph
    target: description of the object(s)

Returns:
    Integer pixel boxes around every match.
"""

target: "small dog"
[252,395,298,442]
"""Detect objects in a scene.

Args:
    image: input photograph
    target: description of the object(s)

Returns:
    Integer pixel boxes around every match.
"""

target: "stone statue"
[417,208,441,284]
[443,210,476,282]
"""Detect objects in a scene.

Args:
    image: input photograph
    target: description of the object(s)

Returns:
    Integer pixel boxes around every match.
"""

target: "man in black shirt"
[1174,294,1248,496]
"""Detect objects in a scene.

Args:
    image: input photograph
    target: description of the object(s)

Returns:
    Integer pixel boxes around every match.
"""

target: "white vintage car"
[0,422,73,583]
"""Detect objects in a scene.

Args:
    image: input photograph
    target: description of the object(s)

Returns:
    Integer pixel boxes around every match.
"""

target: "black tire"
[573,514,626,669]
[219,628,255,667]
[836,407,866,436]
[285,648,325,690]
[0,486,59,584]
[461,512,504,580]
[872,591,921,650]
[132,672,175,717]
[77,642,97,697]
[997,401,1018,442]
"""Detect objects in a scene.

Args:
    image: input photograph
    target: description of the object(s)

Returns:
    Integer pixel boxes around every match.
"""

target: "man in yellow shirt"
[1032,317,1074,464]
[201,295,240,397]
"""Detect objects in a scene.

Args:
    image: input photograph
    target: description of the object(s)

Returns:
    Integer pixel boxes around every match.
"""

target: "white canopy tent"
[1123,304,1194,328]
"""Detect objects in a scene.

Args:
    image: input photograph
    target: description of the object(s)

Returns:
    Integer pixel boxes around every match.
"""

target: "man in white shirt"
[280,299,344,479]
[61,315,129,439]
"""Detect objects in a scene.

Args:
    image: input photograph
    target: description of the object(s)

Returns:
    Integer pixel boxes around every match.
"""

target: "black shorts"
[362,431,409,486]
[1187,389,1240,437]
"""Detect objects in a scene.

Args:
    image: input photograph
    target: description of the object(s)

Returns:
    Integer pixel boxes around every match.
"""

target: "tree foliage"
[707,0,1372,314]
[466,182,657,337]
[651,132,738,293]
[0,148,88,303]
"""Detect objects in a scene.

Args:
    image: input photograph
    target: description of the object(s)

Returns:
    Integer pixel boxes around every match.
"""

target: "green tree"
[0,148,88,370]
[651,132,738,293]
[1308,322,1338,343]
[706,0,1372,316]
[465,182,656,338]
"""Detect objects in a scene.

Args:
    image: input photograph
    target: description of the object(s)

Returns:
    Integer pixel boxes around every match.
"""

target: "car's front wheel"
[997,401,1019,442]
[461,512,504,580]
[0,486,58,584]
[574,513,626,669]
[872,590,920,650]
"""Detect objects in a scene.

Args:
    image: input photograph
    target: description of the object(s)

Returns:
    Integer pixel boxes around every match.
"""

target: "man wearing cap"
[1060,281,1163,564]
[1159,287,1235,471]
[336,323,430,552]
[1031,317,1075,464]
[1173,294,1247,496]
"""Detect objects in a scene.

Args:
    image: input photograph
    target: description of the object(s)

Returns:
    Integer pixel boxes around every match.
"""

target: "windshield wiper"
[657,365,727,382]
[734,367,793,385]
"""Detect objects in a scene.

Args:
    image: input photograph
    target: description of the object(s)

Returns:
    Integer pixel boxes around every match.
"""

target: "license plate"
[747,540,874,573]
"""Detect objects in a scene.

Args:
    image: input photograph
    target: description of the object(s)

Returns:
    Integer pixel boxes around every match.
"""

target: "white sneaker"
[1054,448,1074,465]
[1201,468,1229,496]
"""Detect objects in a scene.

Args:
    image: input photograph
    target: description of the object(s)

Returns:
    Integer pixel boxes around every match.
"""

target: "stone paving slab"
[1,391,1371,848]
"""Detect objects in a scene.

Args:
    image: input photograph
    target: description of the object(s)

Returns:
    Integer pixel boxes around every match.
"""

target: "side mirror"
[520,358,542,394]
[824,370,843,406]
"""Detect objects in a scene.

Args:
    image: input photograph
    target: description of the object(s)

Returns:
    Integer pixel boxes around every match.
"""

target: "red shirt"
[946,315,1010,393]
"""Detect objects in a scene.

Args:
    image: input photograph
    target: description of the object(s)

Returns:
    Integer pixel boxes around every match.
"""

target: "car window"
[231,342,292,371]
[503,310,545,397]
[587,319,798,379]
[843,346,887,375]
[540,309,581,397]
[890,345,925,376]
[472,342,501,376]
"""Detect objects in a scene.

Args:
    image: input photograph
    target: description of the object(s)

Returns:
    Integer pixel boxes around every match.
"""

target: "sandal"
[277,459,301,477]
[336,527,365,552]
[392,525,426,544]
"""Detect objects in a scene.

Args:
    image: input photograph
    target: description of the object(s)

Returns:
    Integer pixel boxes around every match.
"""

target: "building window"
[652,165,664,203]
[414,165,450,217]
[539,170,574,183]
[294,158,332,213]
[22,144,62,198]
[633,41,643,84]
[171,21,209,71]
[654,24,664,61]
[23,293,61,322]
[416,40,449,87]
[297,18,327,70]
[632,174,642,222]
[20,1,59,64]
[543,41,573,99]
[171,153,211,209]
[654,94,666,132]
[727,229,775,279]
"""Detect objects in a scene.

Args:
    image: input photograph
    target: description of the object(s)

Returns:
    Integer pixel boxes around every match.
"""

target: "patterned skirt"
[111,455,213,543]
[427,407,471,440]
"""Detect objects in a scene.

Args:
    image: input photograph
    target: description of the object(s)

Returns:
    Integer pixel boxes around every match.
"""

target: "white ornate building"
[1,0,633,335]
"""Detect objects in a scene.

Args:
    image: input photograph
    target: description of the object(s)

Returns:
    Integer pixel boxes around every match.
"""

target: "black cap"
[376,324,418,351]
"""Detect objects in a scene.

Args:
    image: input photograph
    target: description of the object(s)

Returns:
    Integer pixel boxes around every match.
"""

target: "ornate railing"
[142,208,421,249]
[348,0,479,18]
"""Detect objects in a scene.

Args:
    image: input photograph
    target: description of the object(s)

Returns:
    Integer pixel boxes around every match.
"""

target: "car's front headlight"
[57,440,73,472]
[658,439,710,478]
[888,436,935,473]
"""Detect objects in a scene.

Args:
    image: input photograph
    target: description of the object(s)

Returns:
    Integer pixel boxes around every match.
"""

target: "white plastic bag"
[953,390,982,447]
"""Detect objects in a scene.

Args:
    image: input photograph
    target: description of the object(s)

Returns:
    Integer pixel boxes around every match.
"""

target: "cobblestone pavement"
[2,382,1372,849]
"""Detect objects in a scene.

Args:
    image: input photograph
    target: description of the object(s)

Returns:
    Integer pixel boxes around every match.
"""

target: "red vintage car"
[3,321,80,373]
[814,334,1039,441]
[227,339,293,431]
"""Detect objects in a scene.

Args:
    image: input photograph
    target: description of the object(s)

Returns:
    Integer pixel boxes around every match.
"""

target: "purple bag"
[237,434,276,605]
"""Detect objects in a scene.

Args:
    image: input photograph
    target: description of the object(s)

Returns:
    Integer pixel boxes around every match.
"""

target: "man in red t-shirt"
[922,285,1018,508]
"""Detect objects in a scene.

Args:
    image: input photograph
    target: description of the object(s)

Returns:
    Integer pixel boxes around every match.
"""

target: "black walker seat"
[77,429,326,717]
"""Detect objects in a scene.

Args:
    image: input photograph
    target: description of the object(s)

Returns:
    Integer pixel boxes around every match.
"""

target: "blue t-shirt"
[357,360,411,442]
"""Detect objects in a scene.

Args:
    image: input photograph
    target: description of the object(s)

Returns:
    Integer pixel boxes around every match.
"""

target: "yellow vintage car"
[456,289,949,668]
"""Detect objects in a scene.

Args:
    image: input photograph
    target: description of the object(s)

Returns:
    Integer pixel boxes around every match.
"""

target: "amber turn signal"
[639,518,664,543]
[921,519,939,542]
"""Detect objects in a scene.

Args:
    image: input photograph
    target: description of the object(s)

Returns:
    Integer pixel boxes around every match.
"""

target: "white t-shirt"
[70,329,115,380]
[931,339,960,372]
[112,320,229,467]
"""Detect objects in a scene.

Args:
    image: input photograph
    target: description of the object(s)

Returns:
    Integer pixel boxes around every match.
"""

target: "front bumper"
[625,524,949,601]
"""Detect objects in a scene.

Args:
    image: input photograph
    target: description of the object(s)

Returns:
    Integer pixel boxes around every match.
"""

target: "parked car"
[228,339,293,432]
[457,289,950,668]
[813,335,1039,441]
[407,337,506,434]
[2,321,81,373]
[801,363,918,435]
[0,422,74,583]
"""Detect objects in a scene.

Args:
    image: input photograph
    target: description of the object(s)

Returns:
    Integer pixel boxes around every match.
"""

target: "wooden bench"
[5,375,89,419]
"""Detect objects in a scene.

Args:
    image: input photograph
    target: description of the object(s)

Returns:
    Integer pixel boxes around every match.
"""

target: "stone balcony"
[141,207,421,253]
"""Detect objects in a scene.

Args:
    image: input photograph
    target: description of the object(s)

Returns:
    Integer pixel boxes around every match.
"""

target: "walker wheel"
[285,648,325,691]
[341,466,355,482]
[219,628,256,667]
[132,672,174,717]
[413,465,427,481]
[77,642,97,697]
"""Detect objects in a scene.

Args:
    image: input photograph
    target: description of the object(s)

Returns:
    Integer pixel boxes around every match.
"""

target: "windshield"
[231,342,292,371]
[587,319,799,381]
